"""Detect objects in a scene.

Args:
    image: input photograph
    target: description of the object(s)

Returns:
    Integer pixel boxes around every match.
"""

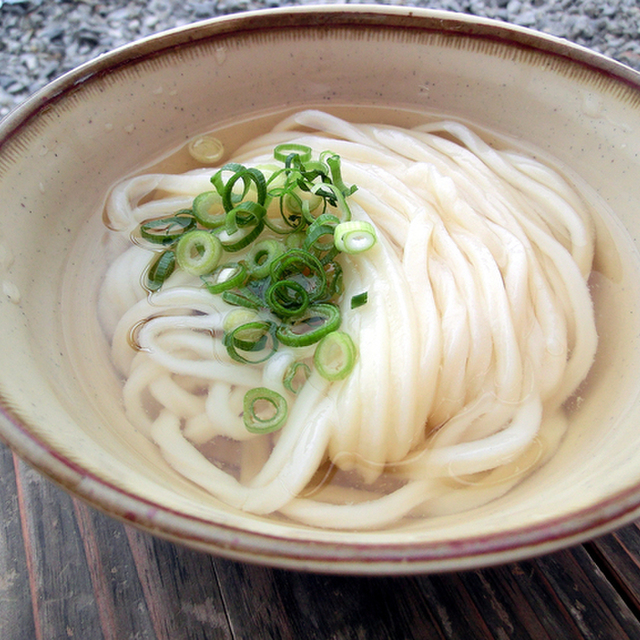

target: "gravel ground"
[1,0,640,119]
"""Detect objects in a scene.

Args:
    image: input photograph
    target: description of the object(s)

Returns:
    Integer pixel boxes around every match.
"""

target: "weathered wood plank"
[72,498,157,639]
[209,561,302,640]
[14,455,104,640]
[215,560,505,639]
[588,525,640,615]
[216,560,446,640]
[410,572,497,639]
[0,445,36,640]
[440,567,553,639]
[511,546,640,639]
[124,526,234,640]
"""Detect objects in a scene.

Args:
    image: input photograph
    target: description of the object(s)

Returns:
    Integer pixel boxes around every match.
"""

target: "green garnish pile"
[136,143,378,434]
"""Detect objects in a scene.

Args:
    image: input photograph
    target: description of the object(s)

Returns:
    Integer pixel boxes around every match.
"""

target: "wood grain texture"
[4,441,640,640]
[14,456,103,640]
[72,499,157,640]
[0,444,35,640]
[587,526,640,618]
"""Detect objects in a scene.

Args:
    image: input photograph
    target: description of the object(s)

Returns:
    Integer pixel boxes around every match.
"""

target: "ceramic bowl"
[2,5,640,574]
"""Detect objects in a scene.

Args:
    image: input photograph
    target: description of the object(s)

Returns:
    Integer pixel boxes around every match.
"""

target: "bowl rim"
[2,4,640,574]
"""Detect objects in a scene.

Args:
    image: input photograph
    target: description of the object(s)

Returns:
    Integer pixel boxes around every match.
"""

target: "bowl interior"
[2,7,640,571]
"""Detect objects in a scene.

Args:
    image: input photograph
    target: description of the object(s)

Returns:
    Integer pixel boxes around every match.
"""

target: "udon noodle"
[100,110,597,530]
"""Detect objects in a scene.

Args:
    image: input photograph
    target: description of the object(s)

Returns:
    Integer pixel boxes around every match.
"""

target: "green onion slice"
[313,331,357,381]
[326,154,358,197]
[283,188,323,217]
[212,164,267,212]
[218,220,265,253]
[283,362,311,394]
[309,183,352,223]
[350,291,368,309]
[223,308,259,334]
[139,212,196,245]
[201,262,248,294]
[224,320,278,364]
[145,250,176,291]
[243,387,288,434]
[247,239,284,279]
[268,182,307,232]
[175,230,222,276]
[221,289,263,311]
[324,261,344,298]
[270,249,328,303]
[264,206,305,234]
[304,213,340,264]
[284,231,306,250]
[300,159,331,181]
[225,200,266,235]
[193,191,226,229]
[334,220,377,254]
[265,280,310,318]
[304,214,340,251]
[211,162,244,197]
[276,303,341,347]
[274,143,312,164]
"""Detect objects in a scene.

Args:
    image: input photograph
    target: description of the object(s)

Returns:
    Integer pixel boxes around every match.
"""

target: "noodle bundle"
[100,111,597,530]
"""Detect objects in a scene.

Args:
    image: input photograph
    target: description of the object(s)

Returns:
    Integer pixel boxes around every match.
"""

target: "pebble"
[1,0,640,118]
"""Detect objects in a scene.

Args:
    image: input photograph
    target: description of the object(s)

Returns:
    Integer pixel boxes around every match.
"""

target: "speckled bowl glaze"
[2,6,640,574]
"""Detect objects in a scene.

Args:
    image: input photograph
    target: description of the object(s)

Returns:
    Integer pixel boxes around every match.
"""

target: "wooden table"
[2,443,640,639]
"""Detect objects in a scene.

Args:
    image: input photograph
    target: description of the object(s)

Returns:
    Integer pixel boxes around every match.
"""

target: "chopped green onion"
[145,250,176,291]
[263,207,305,234]
[139,212,195,245]
[350,291,368,309]
[175,230,222,276]
[212,164,267,212]
[221,289,262,310]
[326,154,357,197]
[246,239,284,279]
[193,191,226,229]
[274,143,312,164]
[284,231,306,250]
[270,184,307,232]
[265,280,310,318]
[283,361,311,394]
[136,146,365,384]
[223,308,259,334]
[201,262,248,294]
[188,135,224,164]
[270,249,328,303]
[210,162,244,200]
[224,321,278,364]
[243,387,288,434]
[218,219,265,253]
[309,183,352,223]
[304,213,340,264]
[276,303,341,347]
[304,214,339,250]
[324,261,344,298]
[334,220,377,254]
[314,331,357,381]
[283,188,323,217]
[225,200,266,235]
[301,159,331,181]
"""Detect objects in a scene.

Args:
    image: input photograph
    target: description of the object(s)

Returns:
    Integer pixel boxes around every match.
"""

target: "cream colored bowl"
[2,5,640,574]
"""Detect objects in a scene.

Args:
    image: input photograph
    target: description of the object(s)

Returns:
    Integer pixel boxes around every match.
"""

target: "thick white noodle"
[100,110,598,530]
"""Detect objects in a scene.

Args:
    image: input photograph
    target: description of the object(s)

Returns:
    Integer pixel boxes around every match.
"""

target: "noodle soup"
[67,106,632,532]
